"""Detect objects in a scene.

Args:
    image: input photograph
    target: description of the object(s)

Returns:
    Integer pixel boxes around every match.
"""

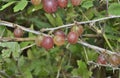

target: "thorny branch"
[87,61,120,70]
[0,20,48,36]
[1,15,120,33]
[0,15,120,56]
[41,15,120,31]
[0,37,35,42]
[77,40,118,55]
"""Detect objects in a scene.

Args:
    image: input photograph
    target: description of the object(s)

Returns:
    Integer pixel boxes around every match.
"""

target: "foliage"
[0,0,120,78]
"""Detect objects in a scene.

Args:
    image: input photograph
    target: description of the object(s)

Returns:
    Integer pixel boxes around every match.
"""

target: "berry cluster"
[31,0,82,13]
[13,18,120,67]
[35,25,83,50]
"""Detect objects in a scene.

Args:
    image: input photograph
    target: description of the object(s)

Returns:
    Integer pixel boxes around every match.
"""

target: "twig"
[56,56,65,78]
[21,43,36,51]
[0,37,35,42]
[87,61,120,70]
[41,15,120,31]
[0,16,120,56]
[106,0,109,16]
[77,40,119,55]
[1,15,120,35]
[1,0,31,2]
[82,34,102,38]
[0,70,10,78]
[0,20,48,36]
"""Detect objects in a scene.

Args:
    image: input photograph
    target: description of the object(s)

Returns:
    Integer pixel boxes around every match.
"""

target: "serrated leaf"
[82,1,93,9]
[72,60,92,78]
[23,69,33,78]
[18,56,25,67]
[0,1,15,11]
[0,42,21,59]
[13,0,28,12]
[2,49,11,58]
[108,3,120,15]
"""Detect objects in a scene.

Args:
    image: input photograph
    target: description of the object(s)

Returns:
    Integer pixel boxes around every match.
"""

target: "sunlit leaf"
[13,0,28,12]
[108,3,120,15]
[0,1,15,11]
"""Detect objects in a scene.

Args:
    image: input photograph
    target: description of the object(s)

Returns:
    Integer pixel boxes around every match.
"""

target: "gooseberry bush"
[0,0,120,78]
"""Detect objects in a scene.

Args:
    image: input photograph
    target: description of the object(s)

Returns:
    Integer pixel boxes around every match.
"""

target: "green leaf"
[103,34,114,51]
[2,49,11,58]
[29,17,51,28]
[23,69,33,78]
[118,38,120,42]
[0,1,15,11]
[0,26,6,36]
[83,49,98,61]
[27,50,34,60]
[108,3,120,15]
[66,7,77,22]
[82,1,93,9]
[20,41,33,49]
[55,13,63,26]
[72,60,92,78]
[0,42,21,59]
[69,44,83,53]
[18,56,25,67]
[105,34,119,40]
[45,13,56,26]
[13,0,28,12]
[84,8,95,20]
[27,5,43,14]
[28,25,36,37]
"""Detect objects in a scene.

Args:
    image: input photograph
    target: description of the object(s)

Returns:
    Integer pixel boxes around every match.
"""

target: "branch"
[82,34,101,38]
[87,61,120,70]
[21,43,36,51]
[0,37,35,42]
[0,71,10,78]
[1,15,120,35]
[0,20,48,36]
[77,40,119,55]
[0,16,120,56]
[41,15,120,31]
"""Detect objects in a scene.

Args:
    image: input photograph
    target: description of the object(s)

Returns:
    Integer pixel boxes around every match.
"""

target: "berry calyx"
[97,54,107,64]
[71,0,82,6]
[53,35,65,46]
[41,36,54,50]
[35,35,44,47]
[67,31,78,44]
[58,0,68,8]
[14,27,24,38]
[71,25,83,36]
[31,0,41,6]
[43,0,58,13]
